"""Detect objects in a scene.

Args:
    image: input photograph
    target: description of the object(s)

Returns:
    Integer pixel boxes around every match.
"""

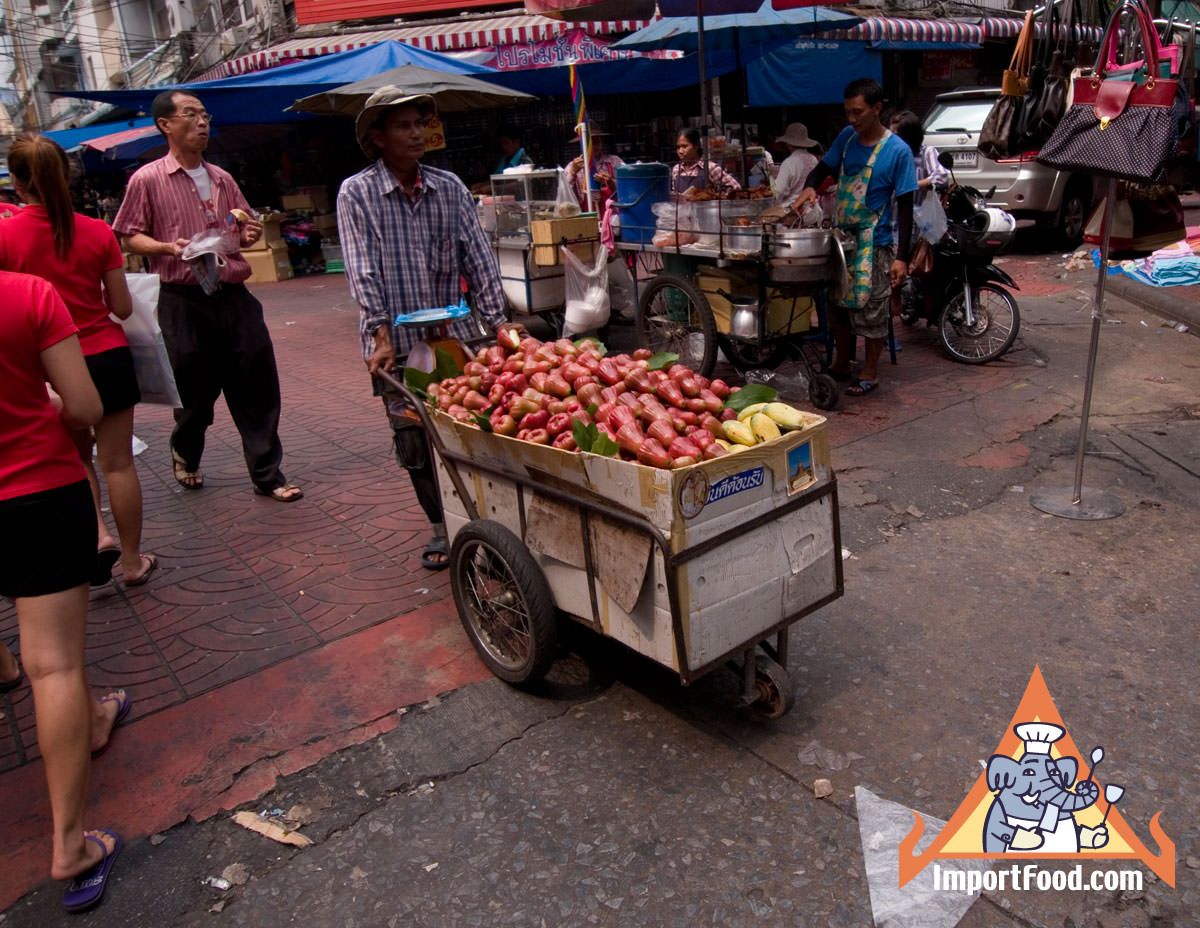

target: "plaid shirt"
[671,159,742,196]
[337,161,506,366]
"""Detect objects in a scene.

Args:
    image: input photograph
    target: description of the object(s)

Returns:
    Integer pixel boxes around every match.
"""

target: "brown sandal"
[254,483,304,503]
[170,448,203,490]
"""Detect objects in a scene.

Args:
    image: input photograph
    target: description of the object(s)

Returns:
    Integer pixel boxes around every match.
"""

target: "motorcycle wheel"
[937,283,1020,364]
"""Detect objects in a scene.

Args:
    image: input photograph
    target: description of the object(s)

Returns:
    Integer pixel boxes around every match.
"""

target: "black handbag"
[1020,0,1078,147]
[1038,0,1183,184]
[979,11,1035,160]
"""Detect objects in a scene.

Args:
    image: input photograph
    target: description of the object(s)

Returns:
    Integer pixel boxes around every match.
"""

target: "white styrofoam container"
[494,244,565,315]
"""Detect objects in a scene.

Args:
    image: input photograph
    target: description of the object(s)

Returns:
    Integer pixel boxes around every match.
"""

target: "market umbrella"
[287,64,535,117]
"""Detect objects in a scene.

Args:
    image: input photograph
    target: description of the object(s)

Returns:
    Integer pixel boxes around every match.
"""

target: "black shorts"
[0,481,97,598]
[85,346,141,416]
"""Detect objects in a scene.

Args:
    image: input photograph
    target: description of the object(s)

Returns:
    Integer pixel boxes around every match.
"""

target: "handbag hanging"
[979,11,1036,160]
[1037,0,1183,184]
[1021,0,1079,148]
[1082,181,1186,254]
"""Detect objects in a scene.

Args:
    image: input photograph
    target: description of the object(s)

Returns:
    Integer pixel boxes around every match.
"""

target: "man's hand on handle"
[366,325,395,377]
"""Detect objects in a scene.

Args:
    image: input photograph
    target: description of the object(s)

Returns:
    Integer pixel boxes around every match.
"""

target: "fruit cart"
[614,195,853,411]
[377,358,843,717]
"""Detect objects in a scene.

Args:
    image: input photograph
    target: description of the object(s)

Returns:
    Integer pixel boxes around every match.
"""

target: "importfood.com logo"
[898,666,1175,891]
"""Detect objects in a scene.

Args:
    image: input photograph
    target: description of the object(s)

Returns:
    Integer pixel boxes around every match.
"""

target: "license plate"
[952,150,978,168]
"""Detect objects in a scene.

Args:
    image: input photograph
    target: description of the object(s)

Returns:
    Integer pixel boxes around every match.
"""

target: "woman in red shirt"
[0,270,122,911]
[0,136,155,588]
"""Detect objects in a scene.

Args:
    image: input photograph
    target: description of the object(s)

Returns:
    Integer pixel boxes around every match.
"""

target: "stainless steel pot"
[722,222,762,254]
[768,228,832,260]
[768,257,831,284]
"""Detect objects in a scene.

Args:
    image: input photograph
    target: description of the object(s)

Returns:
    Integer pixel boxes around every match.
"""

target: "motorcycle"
[900,151,1021,364]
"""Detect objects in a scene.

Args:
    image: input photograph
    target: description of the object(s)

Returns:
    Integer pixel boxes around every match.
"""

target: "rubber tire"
[717,333,790,371]
[1056,179,1091,250]
[808,373,839,411]
[635,273,718,377]
[750,653,795,719]
[937,283,1020,364]
[449,520,557,686]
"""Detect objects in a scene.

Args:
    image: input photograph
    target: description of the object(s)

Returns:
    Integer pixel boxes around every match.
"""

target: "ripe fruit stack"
[425,333,811,469]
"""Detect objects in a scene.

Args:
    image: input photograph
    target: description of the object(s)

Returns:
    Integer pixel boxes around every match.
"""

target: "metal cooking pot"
[768,256,830,284]
[722,221,762,254]
[768,228,832,260]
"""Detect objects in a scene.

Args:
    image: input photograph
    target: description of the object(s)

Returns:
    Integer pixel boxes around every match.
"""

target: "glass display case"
[490,169,561,241]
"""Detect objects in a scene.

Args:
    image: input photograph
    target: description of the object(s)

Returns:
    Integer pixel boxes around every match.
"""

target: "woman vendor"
[671,128,740,198]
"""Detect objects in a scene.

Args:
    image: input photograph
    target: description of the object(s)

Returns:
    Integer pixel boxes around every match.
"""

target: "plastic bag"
[555,167,581,218]
[120,274,182,407]
[181,228,234,295]
[561,245,610,336]
[915,195,948,243]
[606,257,636,321]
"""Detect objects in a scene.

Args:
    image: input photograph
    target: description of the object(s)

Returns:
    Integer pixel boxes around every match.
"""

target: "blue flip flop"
[844,380,880,397]
[92,691,130,758]
[62,829,121,913]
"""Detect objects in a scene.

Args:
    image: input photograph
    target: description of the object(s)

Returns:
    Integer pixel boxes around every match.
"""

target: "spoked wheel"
[717,334,790,371]
[750,654,795,719]
[938,283,1020,364]
[449,520,557,686]
[808,373,839,411]
[635,273,718,377]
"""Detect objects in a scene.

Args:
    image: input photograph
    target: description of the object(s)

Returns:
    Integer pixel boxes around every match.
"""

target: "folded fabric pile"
[1091,228,1200,286]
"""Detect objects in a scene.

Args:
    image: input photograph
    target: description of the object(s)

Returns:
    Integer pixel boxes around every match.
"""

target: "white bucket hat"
[777,122,817,149]
[355,86,437,158]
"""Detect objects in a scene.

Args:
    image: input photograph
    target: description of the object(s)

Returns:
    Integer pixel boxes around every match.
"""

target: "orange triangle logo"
[898,666,1174,887]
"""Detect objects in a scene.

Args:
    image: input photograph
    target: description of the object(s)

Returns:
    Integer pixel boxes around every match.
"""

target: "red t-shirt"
[0,271,87,502]
[0,206,126,356]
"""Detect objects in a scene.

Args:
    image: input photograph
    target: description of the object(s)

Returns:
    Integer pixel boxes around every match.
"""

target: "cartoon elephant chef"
[983,722,1108,852]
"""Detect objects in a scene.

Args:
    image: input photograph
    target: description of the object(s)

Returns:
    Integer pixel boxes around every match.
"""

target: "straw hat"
[777,123,817,148]
[569,128,610,143]
[355,86,438,158]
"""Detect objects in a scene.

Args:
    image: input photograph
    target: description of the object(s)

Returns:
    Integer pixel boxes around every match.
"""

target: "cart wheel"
[449,520,557,686]
[750,654,795,719]
[635,273,718,377]
[808,373,839,411]
[717,334,790,371]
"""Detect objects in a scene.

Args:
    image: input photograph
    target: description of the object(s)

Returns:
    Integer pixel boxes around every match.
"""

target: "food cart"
[380,356,843,718]
[481,168,601,334]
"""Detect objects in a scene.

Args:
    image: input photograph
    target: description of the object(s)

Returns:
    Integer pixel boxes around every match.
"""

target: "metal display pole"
[1030,176,1125,520]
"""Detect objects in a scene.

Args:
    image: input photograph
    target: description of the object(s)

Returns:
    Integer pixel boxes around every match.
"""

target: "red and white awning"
[209,14,654,77]
[983,16,1103,42]
[833,16,984,45]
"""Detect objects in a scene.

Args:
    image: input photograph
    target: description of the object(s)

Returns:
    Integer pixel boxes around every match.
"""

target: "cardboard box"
[242,243,292,283]
[531,215,600,267]
[432,409,837,675]
[698,269,811,336]
[282,187,330,213]
[241,211,285,252]
[122,253,146,274]
[313,212,338,235]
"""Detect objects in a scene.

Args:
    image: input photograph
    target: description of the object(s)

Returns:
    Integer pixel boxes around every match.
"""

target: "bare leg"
[92,409,146,577]
[16,584,101,880]
[0,640,19,684]
[830,325,855,376]
[89,689,125,754]
[860,336,885,385]
[69,429,114,551]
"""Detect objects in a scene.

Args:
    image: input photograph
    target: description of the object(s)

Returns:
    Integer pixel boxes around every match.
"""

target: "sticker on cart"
[787,440,816,495]
[678,470,710,519]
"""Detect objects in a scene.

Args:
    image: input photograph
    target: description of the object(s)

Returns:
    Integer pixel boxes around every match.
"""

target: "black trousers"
[158,282,286,491]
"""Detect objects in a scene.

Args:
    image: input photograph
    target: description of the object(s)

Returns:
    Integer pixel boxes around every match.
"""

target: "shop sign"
[425,116,446,152]
[294,0,496,27]
[479,31,674,71]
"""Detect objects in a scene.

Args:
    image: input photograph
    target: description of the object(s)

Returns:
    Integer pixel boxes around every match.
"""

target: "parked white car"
[923,88,1095,248]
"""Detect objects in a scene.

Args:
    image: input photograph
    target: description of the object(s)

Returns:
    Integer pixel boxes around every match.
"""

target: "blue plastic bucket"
[614,163,669,244]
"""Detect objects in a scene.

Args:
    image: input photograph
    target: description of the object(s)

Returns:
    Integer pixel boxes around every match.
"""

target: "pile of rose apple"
[423,333,800,470]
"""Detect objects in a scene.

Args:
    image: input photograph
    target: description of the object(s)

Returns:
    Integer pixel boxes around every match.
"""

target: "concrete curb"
[1103,273,1200,332]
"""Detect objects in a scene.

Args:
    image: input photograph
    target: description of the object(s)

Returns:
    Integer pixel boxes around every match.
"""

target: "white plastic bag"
[915,195,948,243]
[120,273,182,407]
[561,245,610,336]
[555,167,581,218]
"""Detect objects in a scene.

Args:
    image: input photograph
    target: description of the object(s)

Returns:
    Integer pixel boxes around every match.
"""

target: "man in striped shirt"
[337,86,517,570]
[113,90,301,502]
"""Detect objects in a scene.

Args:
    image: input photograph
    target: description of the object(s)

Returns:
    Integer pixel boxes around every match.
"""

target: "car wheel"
[1056,180,1091,250]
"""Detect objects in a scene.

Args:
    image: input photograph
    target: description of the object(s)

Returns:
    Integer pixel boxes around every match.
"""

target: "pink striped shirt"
[112,152,253,286]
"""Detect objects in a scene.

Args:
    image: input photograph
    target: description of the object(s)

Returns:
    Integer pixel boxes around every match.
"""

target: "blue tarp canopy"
[483,49,741,96]
[41,117,156,152]
[746,38,881,105]
[52,41,493,125]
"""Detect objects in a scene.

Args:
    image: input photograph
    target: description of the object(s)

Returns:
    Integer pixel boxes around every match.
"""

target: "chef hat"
[1013,722,1065,755]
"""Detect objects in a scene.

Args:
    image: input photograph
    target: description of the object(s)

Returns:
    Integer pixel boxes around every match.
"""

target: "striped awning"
[210,14,653,77]
[838,16,984,45]
[983,16,1104,42]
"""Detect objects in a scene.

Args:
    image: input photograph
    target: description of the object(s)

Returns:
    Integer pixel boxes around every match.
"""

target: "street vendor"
[337,86,523,570]
[772,122,821,212]
[564,128,624,213]
[794,78,916,399]
[671,128,741,199]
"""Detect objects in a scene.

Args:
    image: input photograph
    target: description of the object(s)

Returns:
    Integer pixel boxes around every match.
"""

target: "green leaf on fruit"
[472,411,493,432]
[402,366,433,399]
[724,383,777,412]
[433,346,462,381]
[574,336,608,356]
[647,352,678,371]
[591,434,619,457]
